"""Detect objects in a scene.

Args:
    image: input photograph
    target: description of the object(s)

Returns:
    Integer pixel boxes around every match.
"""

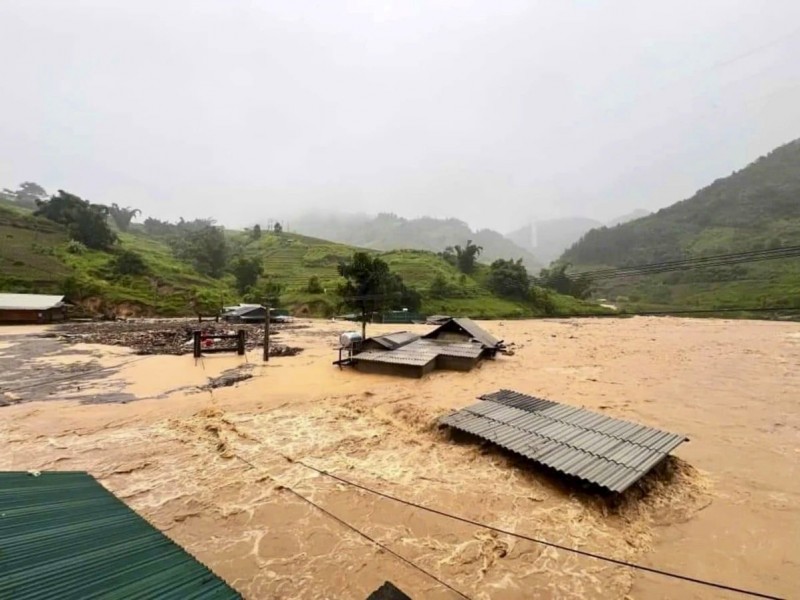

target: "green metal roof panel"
[0,471,241,600]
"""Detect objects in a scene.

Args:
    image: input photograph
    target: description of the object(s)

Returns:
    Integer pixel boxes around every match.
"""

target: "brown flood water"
[1,317,798,599]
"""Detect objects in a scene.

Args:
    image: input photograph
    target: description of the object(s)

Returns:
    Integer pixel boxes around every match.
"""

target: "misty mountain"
[563,138,800,265]
[506,218,599,265]
[289,213,542,270]
[606,209,651,228]
[560,138,800,308]
[505,210,652,265]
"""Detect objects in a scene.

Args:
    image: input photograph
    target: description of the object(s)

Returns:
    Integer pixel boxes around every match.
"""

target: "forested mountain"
[561,138,800,309]
[564,139,800,265]
[507,217,601,264]
[606,209,651,227]
[505,211,650,265]
[290,213,542,270]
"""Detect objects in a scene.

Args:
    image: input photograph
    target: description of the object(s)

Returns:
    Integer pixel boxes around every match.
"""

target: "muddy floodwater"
[1,318,798,599]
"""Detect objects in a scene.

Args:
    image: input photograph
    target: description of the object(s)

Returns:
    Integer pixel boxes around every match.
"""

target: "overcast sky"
[1,1,799,232]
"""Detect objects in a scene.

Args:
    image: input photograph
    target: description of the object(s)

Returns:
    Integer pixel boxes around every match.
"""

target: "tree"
[191,288,222,319]
[251,224,262,240]
[142,217,175,236]
[440,247,457,267]
[112,249,148,276]
[307,275,323,294]
[487,259,530,300]
[35,190,117,250]
[443,240,483,274]
[231,256,263,294]
[2,182,48,209]
[529,285,556,314]
[171,225,229,278]
[393,274,421,311]
[109,204,141,232]
[429,273,451,298]
[273,221,283,234]
[538,263,592,299]
[244,278,285,304]
[337,252,418,336]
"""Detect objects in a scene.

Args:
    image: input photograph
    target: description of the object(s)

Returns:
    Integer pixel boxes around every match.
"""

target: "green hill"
[290,212,543,271]
[0,203,598,319]
[561,138,800,309]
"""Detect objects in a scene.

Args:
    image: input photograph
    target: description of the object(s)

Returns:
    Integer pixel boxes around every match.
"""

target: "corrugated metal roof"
[0,471,241,600]
[0,293,64,311]
[423,317,502,349]
[223,304,264,317]
[440,390,688,493]
[452,317,501,348]
[353,339,483,367]
[366,581,413,600]
[417,339,483,359]
[353,348,436,366]
[366,331,421,350]
[425,314,452,324]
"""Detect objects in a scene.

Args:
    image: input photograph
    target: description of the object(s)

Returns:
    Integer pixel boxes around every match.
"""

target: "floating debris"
[50,319,307,356]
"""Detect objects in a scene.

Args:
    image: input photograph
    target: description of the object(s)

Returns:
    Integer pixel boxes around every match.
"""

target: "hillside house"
[0,293,67,324]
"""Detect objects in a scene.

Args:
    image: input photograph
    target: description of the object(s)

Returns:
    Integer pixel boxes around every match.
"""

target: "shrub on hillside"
[306,275,323,294]
[65,240,87,254]
[113,250,148,276]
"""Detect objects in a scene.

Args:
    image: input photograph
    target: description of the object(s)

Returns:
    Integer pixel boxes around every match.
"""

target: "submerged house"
[348,318,505,378]
[222,305,293,324]
[0,293,67,324]
[423,317,505,356]
[222,304,266,323]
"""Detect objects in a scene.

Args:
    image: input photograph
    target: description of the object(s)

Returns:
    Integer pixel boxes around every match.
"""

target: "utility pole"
[360,299,367,340]
[263,301,270,362]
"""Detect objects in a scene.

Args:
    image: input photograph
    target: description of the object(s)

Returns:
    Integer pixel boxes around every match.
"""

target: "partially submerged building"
[0,293,66,324]
[346,318,505,378]
[423,317,505,357]
[222,305,293,324]
[440,389,689,493]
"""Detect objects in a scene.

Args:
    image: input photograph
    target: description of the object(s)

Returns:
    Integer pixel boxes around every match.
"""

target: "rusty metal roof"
[0,471,241,599]
[440,389,688,492]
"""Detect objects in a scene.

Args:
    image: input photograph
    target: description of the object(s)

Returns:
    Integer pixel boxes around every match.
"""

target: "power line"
[285,458,784,600]
[545,305,800,319]
[280,486,472,600]
[233,455,472,600]
[567,245,800,281]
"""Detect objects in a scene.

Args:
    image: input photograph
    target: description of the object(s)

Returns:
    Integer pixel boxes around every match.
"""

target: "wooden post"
[361,300,367,340]
[263,303,270,362]
[236,329,245,355]
[193,330,201,358]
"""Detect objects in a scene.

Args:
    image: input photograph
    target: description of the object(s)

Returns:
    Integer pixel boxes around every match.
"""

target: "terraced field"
[0,204,598,318]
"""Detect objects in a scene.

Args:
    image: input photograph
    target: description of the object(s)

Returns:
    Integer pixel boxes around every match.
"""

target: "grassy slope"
[561,139,800,310]
[0,206,234,315]
[0,205,601,318]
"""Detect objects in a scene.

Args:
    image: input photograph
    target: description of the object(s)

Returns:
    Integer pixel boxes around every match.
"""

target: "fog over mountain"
[2,1,800,232]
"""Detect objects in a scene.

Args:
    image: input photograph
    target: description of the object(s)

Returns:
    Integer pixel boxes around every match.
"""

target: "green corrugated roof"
[0,471,242,600]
